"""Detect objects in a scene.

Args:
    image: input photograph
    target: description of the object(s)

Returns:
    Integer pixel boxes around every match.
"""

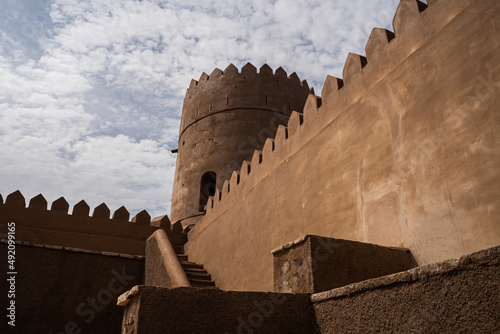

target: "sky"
[0,0,403,219]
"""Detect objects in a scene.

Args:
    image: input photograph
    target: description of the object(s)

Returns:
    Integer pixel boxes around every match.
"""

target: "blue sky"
[0,0,402,219]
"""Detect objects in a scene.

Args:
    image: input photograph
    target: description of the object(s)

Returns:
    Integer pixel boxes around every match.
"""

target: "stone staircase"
[176,254,216,288]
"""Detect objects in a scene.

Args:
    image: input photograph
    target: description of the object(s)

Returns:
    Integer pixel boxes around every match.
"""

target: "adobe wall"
[0,191,186,255]
[272,236,412,293]
[120,286,313,334]
[170,64,311,225]
[185,0,500,291]
[311,245,500,333]
[0,241,143,334]
[117,246,498,333]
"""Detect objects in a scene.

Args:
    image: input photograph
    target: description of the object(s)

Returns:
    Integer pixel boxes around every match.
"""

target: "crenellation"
[273,125,289,155]
[4,1,499,331]
[188,79,198,90]
[183,0,500,294]
[199,72,209,82]
[73,200,90,216]
[113,205,130,220]
[223,63,239,76]
[274,66,287,78]
[262,138,275,160]
[151,215,171,229]
[29,194,47,210]
[172,221,183,233]
[215,188,222,202]
[210,67,223,80]
[230,171,240,191]
[300,79,309,89]
[177,0,473,227]
[364,28,395,86]
[392,0,429,62]
[365,28,395,61]
[241,62,257,75]
[342,53,368,88]
[172,62,311,224]
[288,72,300,84]
[93,202,110,218]
[241,160,251,177]
[288,111,304,137]
[51,196,69,213]
[251,150,263,168]
[321,76,343,107]
[259,63,273,75]
[131,209,151,225]
[222,179,230,194]
[5,190,25,208]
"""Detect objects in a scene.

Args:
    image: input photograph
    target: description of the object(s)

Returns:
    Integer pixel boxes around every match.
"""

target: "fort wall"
[171,64,311,225]
[0,241,144,334]
[0,190,186,255]
[185,0,500,291]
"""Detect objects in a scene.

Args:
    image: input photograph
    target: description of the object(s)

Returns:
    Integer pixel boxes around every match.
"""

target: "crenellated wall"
[171,63,312,225]
[184,0,500,291]
[0,190,186,255]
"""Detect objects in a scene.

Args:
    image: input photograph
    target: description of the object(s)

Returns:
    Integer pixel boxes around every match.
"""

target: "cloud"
[0,0,400,219]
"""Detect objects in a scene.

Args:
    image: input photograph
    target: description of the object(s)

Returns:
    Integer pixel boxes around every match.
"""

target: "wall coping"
[311,245,500,303]
[0,239,145,260]
[271,234,411,254]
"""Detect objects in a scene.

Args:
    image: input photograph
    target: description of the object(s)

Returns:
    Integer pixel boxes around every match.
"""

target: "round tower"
[170,63,312,226]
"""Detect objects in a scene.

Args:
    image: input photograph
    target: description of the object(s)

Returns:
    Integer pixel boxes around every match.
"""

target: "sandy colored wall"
[273,236,412,293]
[185,0,500,292]
[120,286,313,334]
[171,64,310,224]
[0,242,143,334]
[0,190,186,255]
[311,245,500,333]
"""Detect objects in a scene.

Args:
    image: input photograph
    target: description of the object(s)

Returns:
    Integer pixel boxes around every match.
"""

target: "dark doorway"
[199,172,216,211]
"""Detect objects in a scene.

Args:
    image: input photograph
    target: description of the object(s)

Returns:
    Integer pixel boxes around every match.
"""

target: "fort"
[0,0,499,333]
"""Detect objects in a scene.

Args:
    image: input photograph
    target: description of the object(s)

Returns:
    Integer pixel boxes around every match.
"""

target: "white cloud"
[0,0,400,219]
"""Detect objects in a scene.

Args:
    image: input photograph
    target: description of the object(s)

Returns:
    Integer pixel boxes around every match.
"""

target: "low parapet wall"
[119,286,313,334]
[145,229,191,287]
[116,246,499,333]
[272,236,413,293]
[311,245,500,333]
[0,190,186,255]
[0,241,144,334]
[185,0,500,291]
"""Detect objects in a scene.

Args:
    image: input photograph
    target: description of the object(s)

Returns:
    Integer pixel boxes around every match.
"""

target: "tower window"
[199,171,216,211]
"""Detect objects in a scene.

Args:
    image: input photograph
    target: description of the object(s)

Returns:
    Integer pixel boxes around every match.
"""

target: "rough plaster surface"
[0,243,143,334]
[312,245,500,333]
[121,286,313,334]
[170,65,310,225]
[185,0,500,292]
[273,236,412,293]
[145,229,190,287]
[119,246,499,333]
[0,198,186,256]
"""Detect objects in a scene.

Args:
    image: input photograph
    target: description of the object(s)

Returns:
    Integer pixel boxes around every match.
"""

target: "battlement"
[181,0,500,292]
[179,63,312,139]
[195,0,476,221]
[0,190,186,255]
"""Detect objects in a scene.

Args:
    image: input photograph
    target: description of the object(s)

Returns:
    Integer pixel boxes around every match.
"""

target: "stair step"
[173,245,184,254]
[176,254,188,261]
[189,279,216,287]
[183,267,207,273]
[185,271,211,279]
[180,261,204,269]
